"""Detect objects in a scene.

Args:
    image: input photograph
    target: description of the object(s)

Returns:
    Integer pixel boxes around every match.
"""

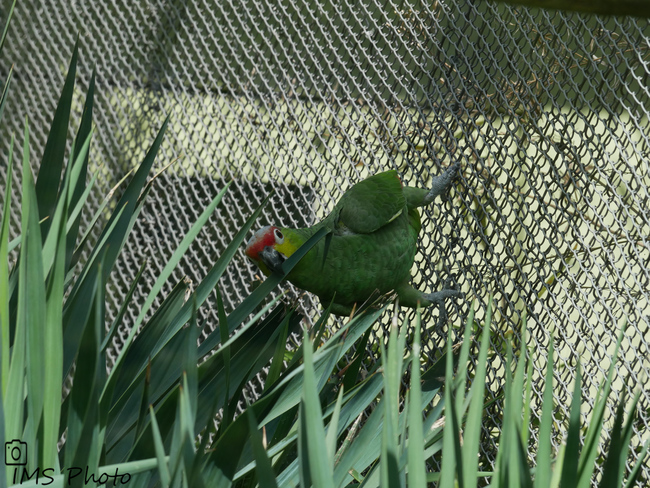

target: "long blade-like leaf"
[64,256,104,471]
[534,340,555,488]
[69,116,168,297]
[300,329,335,488]
[342,327,372,393]
[0,137,13,394]
[247,408,278,488]
[20,121,47,472]
[64,70,95,270]
[380,320,403,488]
[463,302,490,487]
[577,324,627,487]
[560,363,582,487]
[298,400,311,487]
[623,439,649,488]
[440,316,458,486]
[105,279,193,457]
[0,66,12,125]
[149,405,171,487]
[35,41,78,238]
[41,132,91,278]
[216,287,232,431]
[264,310,290,393]
[111,277,190,398]
[598,389,627,488]
[42,163,68,469]
[133,360,152,444]
[325,387,344,465]
[61,205,126,379]
[67,168,133,270]
[3,138,26,472]
[617,389,642,483]
[107,298,294,462]
[0,379,5,487]
[0,0,16,53]
[407,311,426,487]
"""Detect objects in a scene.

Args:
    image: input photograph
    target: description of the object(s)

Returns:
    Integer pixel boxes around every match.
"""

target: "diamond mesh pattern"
[1,0,649,482]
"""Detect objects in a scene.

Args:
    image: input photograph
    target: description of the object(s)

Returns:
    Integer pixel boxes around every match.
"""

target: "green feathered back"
[280,170,422,310]
[333,170,405,234]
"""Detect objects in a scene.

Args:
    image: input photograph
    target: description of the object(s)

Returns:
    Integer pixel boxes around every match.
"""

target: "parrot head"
[245,225,292,274]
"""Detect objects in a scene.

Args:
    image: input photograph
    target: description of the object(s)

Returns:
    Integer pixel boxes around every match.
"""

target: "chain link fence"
[1,0,649,483]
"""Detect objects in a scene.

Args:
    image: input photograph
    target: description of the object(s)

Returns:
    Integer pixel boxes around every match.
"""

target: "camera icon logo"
[5,440,27,466]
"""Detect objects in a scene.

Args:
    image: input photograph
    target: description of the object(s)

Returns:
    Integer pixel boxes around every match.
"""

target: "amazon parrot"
[245,164,463,317]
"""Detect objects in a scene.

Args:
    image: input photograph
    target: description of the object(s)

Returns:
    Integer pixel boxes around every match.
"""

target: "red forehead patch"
[245,226,278,260]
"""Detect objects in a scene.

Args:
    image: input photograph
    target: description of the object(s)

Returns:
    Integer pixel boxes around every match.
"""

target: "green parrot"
[245,164,463,317]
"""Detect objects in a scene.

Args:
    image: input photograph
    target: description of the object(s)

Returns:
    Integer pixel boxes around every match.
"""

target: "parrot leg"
[423,162,461,205]
[326,301,355,316]
[421,289,464,325]
[403,162,461,209]
[395,282,463,324]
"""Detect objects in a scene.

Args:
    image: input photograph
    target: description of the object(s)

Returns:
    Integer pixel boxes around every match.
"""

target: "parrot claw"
[426,162,461,203]
[260,246,285,274]
[422,288,463,326]
[422,289,464,307]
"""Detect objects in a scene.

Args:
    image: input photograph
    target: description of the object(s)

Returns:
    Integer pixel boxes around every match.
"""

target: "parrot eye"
[274,228,284,244]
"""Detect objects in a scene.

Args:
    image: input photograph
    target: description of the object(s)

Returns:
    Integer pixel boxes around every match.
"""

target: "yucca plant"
[487,322,648,488]
[0,9,332,487]
[435,305,649,488]
[0,9,450,487]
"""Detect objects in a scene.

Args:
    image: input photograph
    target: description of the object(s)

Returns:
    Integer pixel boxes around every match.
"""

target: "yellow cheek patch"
[275,240,297,258]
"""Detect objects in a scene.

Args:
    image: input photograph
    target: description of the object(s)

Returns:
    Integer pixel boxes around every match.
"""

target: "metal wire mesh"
[1,0,649,483]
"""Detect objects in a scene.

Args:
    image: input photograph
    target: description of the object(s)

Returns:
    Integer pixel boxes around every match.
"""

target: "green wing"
[335,170,406,234]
